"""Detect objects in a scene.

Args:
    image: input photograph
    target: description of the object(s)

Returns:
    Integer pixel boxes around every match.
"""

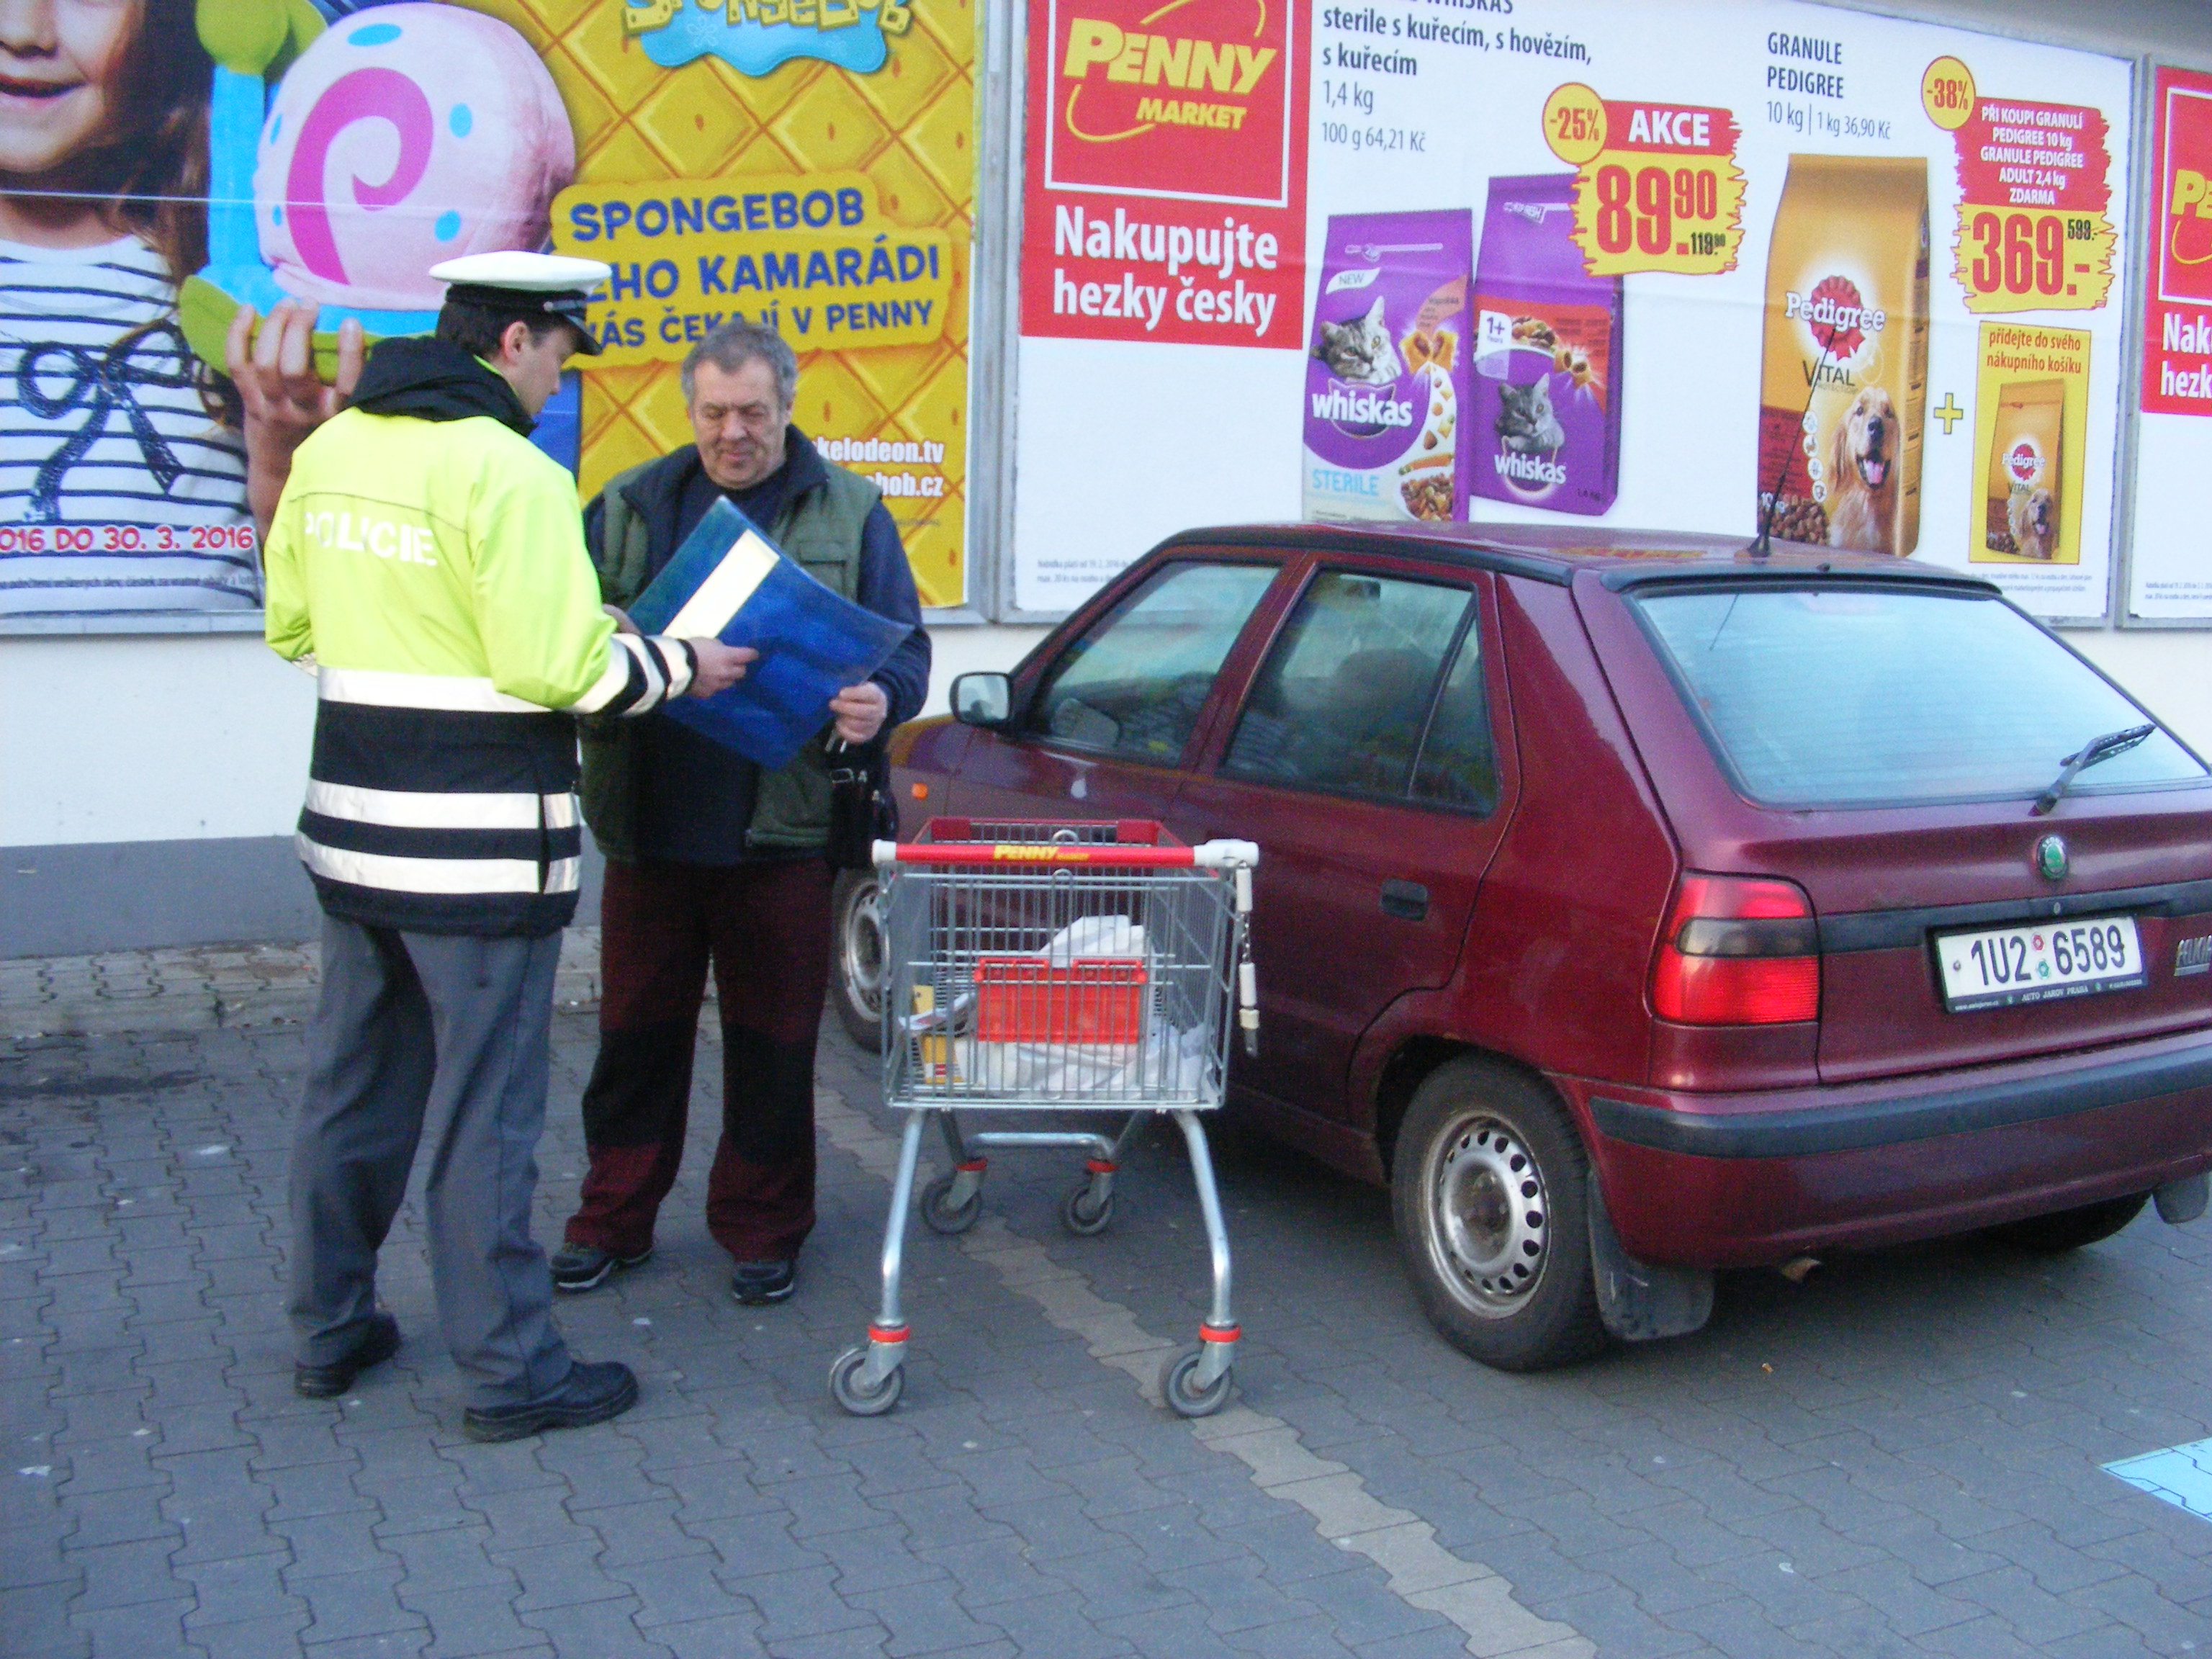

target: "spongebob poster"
[0,0,974,616]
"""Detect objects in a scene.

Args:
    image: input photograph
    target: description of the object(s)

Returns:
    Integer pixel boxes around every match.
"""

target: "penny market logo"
[2157,85,2212,308]
[1061,15,1279,135]
[622,0,911,76]
[1044,0,1293,207]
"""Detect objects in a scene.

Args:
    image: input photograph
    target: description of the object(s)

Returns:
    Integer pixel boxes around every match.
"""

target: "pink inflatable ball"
[253,4,577,314]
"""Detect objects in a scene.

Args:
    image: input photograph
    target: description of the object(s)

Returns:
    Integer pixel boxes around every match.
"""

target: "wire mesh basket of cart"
[828,818,1259,1419]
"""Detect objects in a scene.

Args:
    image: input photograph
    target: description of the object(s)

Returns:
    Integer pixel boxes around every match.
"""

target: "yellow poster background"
[468,0,976,606]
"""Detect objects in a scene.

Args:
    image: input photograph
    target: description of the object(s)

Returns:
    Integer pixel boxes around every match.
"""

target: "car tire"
[1984,1192,2149,1252]
[831,869,886,1053]
[1390,1056,1607,1372]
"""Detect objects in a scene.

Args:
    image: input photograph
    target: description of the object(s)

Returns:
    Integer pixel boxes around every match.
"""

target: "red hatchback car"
[856,523,2212,1371]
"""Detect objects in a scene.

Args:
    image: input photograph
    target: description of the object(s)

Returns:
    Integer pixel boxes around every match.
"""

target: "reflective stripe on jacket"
[265,404,696,936]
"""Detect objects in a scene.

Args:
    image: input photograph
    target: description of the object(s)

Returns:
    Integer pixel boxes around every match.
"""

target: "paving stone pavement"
[5,935,2212,1658]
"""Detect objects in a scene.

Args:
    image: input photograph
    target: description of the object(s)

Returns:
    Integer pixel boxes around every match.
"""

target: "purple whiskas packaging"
[1302,210,1474,523]
[1469,174,1623,516]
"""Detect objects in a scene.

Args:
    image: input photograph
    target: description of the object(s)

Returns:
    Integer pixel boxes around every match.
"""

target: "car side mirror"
[951,671,1013,729]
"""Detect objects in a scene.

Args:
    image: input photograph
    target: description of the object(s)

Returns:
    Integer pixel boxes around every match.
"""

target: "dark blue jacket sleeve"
[855,501,931,729]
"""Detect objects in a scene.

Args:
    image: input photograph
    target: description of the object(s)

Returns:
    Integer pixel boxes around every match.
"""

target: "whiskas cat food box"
[1469,174,1624,517]
[1303,210,1474,523]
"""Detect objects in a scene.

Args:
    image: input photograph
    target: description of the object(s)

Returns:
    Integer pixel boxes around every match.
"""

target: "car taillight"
[1652,873,1820,1025]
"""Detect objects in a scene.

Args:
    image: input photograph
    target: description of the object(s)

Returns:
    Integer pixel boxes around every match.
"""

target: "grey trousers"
[287,915,572,1406]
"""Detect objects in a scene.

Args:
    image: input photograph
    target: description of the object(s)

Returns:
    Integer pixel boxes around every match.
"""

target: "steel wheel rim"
[840,878,884,1018]
[1426,1112,1549,1317]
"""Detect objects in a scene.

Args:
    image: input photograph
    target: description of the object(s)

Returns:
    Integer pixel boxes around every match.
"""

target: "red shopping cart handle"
[875,838,1259,870]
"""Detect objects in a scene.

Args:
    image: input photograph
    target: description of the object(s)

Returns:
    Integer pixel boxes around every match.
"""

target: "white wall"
[0,621,1052,853]
[3,633,318,847]
[1822,0,2212,67]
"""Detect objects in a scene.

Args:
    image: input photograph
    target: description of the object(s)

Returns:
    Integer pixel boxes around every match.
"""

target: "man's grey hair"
[680,318,798,410]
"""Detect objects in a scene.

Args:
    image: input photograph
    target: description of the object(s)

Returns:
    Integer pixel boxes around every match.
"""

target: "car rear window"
[1632,587,2208,806]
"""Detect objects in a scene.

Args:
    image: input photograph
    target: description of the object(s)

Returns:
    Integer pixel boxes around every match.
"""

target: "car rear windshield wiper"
[2031,723,2156,817]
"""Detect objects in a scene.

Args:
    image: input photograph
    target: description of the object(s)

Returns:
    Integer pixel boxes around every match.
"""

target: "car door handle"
[1380,880,1429,921]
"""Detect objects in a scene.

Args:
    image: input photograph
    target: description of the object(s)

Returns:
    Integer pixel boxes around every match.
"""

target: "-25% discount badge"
[1542,84,1748,277]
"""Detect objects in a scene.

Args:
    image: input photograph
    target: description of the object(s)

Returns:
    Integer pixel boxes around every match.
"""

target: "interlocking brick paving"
[4,938,2211,1657]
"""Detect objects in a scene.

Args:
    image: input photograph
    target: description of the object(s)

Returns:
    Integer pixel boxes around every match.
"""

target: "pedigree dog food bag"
[1982,379,2066,561]
[1755,156,1929,555]
[1469,174,1622,517]
[1303,210,1475,523]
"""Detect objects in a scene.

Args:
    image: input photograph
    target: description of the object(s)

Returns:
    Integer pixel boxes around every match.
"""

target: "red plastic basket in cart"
[973,956,1148,1044]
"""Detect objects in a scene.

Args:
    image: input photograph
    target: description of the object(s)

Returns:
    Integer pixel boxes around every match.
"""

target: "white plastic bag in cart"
[953,1023,1215,1096]
[1042,914,1143,963]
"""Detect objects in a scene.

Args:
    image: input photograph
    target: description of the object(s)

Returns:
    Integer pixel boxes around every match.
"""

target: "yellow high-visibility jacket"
[265,371,695,937]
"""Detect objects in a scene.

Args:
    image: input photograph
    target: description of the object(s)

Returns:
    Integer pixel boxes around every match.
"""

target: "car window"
[1634,586,2210,806]
[1224,570,1473,801]
[1411,617,1498,813]
[1028,560,1279,763]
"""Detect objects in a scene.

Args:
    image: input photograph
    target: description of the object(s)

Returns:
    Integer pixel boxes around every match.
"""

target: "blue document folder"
[625,498,912,770]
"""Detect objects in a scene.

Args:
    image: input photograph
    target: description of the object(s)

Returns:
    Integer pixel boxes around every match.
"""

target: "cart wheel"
[1159,1345,1232,1418]
[829,1346,904,1416]
[920,1173,983,1235]
[1062,1183,1115,1236]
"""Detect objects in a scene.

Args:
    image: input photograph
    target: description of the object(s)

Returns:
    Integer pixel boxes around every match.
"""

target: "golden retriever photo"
[1825,385,1901,554]
[2008,481,2057,560]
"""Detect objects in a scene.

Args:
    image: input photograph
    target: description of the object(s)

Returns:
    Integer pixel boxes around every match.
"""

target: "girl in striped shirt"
[0,0,349,616]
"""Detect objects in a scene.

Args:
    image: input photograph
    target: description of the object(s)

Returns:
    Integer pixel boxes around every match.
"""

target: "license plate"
[1936,914,2145,1012]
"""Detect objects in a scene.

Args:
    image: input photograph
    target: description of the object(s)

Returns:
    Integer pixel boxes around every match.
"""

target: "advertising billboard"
[1013,0,2136,621]
[1,0,976,618]
[2126,64,2212,622]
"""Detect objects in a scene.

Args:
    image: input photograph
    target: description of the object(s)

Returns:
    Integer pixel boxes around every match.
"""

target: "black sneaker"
[729,1259,796,1305]
[550,1241,653,1293]
[295,1310,400,1399]
[461,1359,639,1444]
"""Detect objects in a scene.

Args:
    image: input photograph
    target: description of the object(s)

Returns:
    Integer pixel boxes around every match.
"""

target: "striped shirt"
[0,235,256,616]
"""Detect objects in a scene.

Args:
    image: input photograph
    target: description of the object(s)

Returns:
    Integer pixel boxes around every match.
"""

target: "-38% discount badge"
[1542,82,1747,277]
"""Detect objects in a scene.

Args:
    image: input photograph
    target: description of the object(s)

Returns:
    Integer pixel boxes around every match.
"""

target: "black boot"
[461,1360,639,1444]
[295,1311,401,1399]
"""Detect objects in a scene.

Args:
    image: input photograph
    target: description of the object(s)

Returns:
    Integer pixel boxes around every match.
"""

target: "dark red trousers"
[564,857,833,1263]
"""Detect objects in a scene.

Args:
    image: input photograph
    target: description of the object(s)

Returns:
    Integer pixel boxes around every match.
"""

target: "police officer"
[263,253,752,1441]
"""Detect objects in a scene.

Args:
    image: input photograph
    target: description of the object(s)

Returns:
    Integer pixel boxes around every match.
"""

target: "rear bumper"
[1563,1028,2212,1267]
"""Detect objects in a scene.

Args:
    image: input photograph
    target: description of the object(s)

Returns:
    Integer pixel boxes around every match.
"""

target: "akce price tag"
[1542,83,1747,278]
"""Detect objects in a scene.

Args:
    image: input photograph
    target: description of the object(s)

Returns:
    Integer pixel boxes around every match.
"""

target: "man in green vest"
[554,318,930,1305]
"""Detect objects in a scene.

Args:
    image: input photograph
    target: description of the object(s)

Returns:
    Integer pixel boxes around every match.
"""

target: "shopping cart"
[828,819,1259,1419]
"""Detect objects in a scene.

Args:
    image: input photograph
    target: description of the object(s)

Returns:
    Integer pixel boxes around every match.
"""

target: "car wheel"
[1985,1192,2149,1252]
[1390,1056,1606,1372]
[831,869,885,1052]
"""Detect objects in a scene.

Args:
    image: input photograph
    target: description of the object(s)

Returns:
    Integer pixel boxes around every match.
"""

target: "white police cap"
[428,253,612,353]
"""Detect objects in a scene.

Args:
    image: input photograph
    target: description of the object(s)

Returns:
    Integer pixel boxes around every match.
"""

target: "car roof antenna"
[1748,321,1843,559]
